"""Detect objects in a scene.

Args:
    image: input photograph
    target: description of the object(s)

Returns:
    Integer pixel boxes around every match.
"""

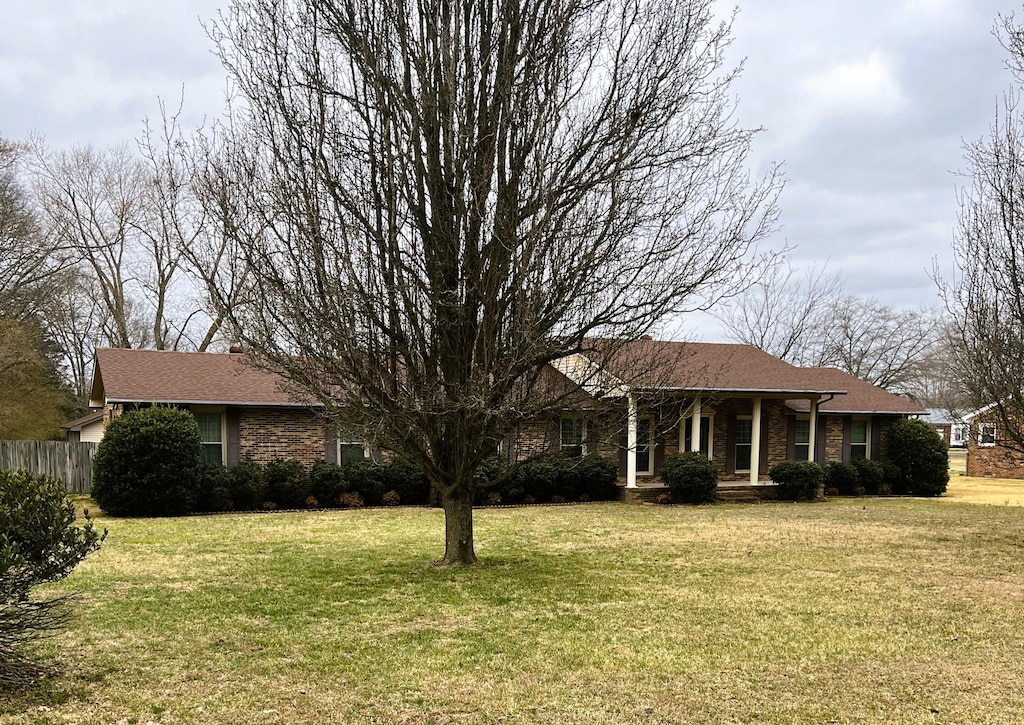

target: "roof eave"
[105,398,323,408]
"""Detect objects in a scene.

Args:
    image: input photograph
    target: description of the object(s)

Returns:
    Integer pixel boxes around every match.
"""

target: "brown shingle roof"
[92,348,311,407]
[785,368,925,415]
[597,339,846,394]
[61,409,105,431]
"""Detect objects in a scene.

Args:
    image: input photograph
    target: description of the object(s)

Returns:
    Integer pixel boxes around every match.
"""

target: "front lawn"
[6,499,1024,723]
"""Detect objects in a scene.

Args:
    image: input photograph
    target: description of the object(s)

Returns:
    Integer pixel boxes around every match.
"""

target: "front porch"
[618,481,780,504]
[618,391,826,489]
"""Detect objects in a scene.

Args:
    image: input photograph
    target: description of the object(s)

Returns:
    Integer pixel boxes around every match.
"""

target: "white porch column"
[690,396,702,453]
[750,397,762,484]
[626,393,638,488]
[808,398,818,463]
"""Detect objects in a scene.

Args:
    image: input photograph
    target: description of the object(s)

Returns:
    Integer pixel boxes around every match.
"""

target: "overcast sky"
[1,0,1019,340]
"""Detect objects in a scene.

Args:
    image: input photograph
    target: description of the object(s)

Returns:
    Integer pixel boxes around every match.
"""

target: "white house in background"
[61,410,106,443]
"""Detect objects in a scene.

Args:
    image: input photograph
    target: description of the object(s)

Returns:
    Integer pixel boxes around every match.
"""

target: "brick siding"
[238,407,325,467]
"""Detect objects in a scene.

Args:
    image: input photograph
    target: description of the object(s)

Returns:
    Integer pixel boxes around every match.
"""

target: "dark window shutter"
[786,416,796,460]
[325,428,338,464]
[654,437,665,475]
[816,416,827,463]
[870,416,882,460]
[725,413,736,474]
[226,408,240,468]
[842,417,852,463]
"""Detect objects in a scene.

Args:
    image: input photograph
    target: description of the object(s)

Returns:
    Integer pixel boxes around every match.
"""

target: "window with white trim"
[794,417,810,461]
[338,431,367,465]
[560,416,585,457]
[951,423,968,448]
[850,418,870,461]
[193,411,225,465]
[979,423,997,447]
[735,416,752,471]
[636,416,653,474]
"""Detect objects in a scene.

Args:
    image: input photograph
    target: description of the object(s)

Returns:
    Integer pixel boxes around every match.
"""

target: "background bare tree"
[198,0,781,565]
[719,260,942,394]
[715,260,843,365]
[0,138,61,319]
[940,11,1024,454]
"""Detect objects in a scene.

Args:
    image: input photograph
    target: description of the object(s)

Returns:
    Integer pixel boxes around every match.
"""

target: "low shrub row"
[193,457,432,513]
[472,453,619,505]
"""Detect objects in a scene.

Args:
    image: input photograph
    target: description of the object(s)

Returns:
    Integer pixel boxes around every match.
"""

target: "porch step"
[717,485,776,504]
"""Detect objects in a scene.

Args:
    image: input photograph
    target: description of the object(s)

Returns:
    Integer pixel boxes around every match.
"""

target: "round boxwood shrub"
[852,457,885,495]
[886,418,949,497]
[569,454,618,501]
[825,461,860,496]
[196,461,234,512]
[769,460,825,501]
[91,406,204,517]
[341,458,384,506]
[310,461,348,507]
[378,458,431,505]
[659,452,718,504]
[229,458,266,510]
[264,459,310,509]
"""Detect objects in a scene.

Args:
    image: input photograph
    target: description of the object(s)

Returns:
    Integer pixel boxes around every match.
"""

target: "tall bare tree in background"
[198,0,780,565]
[941,12,1024,454]
[0,138,61,319]
[719,260,943,395]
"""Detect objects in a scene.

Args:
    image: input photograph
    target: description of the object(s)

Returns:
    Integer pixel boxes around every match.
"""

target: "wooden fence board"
[0,441,98,493]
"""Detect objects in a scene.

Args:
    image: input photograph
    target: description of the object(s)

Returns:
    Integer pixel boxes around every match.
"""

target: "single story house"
[81,341,925,499]
[961,404,1024,478]
[919,408,968,448]
[61,410,106,443]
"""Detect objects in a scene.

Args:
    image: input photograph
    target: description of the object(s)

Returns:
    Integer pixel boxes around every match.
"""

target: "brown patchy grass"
[943,475,1024,507]
[4,499,1024,724]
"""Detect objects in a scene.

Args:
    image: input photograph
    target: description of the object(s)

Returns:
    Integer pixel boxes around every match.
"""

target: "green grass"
[5,497,1024,724]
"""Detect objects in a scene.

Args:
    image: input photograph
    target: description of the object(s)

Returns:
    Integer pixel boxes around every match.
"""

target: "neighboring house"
[919,408,968,448]
[962,404,1024,478]
[61,410,106,443]
[78,341,925,498]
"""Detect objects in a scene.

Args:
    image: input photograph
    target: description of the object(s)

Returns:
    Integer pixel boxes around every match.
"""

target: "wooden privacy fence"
[0,441,98,494]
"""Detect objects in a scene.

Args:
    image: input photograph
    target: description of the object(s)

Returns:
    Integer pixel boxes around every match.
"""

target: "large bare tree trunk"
[439,487,477,566]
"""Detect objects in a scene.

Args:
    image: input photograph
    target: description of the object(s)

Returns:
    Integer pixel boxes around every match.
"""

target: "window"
[979,423,997,447]
[794,418,810,461]
[636,417,653,474]
[684,416,712,458]
[735,416,752,471]
[193,411,225,465]
[560,417,584,457]
[339,432,367,465]
[951,423,968,448]
[850,418,869,461]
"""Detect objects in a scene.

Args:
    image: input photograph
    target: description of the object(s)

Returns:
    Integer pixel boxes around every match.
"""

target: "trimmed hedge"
[91,407,204,517]
[769,460,825,501]
[659,452,718,504]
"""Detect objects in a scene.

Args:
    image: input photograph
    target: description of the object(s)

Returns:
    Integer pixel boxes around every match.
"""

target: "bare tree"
[720,260,942,393]
[940,12,1024,454]
[0,138,60,318]
[824,298,943,392]
[199,0,781,565]
[715,260,843,365]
